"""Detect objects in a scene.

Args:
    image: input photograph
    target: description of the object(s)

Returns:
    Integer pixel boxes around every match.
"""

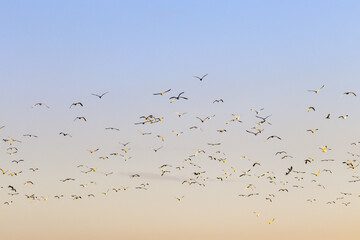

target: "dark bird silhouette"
[92,92,109,99]
[169,92,188,103]
[193,74,208,81]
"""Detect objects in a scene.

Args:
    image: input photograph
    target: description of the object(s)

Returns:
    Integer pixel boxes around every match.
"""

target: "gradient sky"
[1,1,360,240]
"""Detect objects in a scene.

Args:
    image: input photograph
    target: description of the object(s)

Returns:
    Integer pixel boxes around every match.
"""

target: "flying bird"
[169,92,188,103]
[32,103,50,108]
[193,74,208,81]
[343,92,356,96]
[307,85,325,94]
[92,92,109,99]
[74,116,87,121]
[153,89,171,96]
[69,102,83,108]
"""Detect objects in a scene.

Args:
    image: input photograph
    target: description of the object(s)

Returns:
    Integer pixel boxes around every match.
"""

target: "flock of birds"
[1,76,360,225]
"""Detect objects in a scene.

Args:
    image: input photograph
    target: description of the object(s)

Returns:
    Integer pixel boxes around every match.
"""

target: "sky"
[1,1,360,239]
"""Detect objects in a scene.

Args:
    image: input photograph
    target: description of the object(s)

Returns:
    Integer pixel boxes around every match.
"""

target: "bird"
[138,130,151,135]
[92,92,109,99]
[196,116,210,123]
[326,114,331,119]
[193,74,208,81]
[307,129,319,134]
[266,135,282,141]
[268,218,275,224]
[153,89,171,95]
[119,142,130,146]
[208,143,221,146]
[88,148,99,154]
[176,196,184,201]
[343,92,356,96]
[307,85,325,93]
[12,159,24,164]
[307,107,316,112]
[175,112,187,117]
[24,181,34,186]
[319,146,331,152]
[60,178,75,182]
[338,115,349,119]
[8,185,17,192]
[74,116,87,121]
[213,99,224,103]
[286,166,293,175]
[23,134,38,137]
[169,92,188,103]
[155,135,164,141]
[105,127,120,131]
[311,170,320,177]
[246,130,261,136]
[275,151,287,155]
[250,108,264,115]
[32,103,50,108]
[151,146,163,152]
[172,130,183,136]
[69,102,83,108]
[59,132,72,137]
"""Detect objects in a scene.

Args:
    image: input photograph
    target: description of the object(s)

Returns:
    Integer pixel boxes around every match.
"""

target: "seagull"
[105,127,120,131]
[338,115,349,119]
[69,102,83,108]
[285,166,293,175]
[307,107,315,112]
[307,129,319,134]
[155,135,164,141]
[169,92,188,103]
[119,142,130,146]
[208,143,221,146]
[24,181,34,186]
[12,159,24,164]
[213,99,224,103]
[250,108,264,115]
[153,89,171,95]
[175,112,187,117]
[308,85,324,93]
[172,130,183,136]
[88,149,99,154]
[23,134,38,137]
[92,92,109,99]
[74,116,87,122]
[60,178,75,182]
[193,74,208,81]
[151,146,163,152]
[343,92,356,96]
[268,218,275,224]
[319,145,331,152]
[59,132,72,137]
[138,130,151,135]
[176,196,184,201]
[32,103,50,108]
[266,135,282,140]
